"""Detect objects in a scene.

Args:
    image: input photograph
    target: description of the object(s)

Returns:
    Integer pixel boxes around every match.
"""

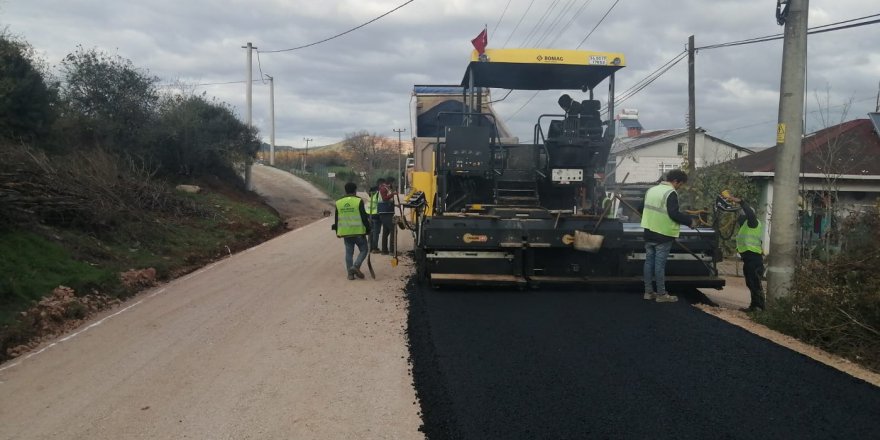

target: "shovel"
[366,237,376,279]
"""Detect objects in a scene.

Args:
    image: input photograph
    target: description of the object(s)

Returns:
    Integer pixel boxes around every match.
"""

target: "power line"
[534,0,580,47]
[492,0,514,38]
[256,51,268,84]
[698,13,880,50]
[548,0,595,47]
[606,51,688,112]
[713,96,877,137]
[158,80,264,88]
[519,0,561,47]
[502,0,536,48]
[575,0,620,49]
[605,13,880,113]
[505,0,621,122]
[259,0,416,53]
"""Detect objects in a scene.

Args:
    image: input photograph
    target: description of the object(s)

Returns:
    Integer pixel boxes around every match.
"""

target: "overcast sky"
[3,0,879,150]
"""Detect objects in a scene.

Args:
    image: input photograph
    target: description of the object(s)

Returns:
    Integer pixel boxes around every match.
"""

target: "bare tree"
[342,130,398,183]
[800,88,863,258]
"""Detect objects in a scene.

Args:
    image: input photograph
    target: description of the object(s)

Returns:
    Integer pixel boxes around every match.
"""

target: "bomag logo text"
[537,55,564,62]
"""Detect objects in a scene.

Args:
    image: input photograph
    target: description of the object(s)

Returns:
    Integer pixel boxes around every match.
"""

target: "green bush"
[754,209,880,372]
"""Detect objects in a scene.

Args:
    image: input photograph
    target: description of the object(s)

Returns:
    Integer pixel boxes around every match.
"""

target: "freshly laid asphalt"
[406,282,880,440]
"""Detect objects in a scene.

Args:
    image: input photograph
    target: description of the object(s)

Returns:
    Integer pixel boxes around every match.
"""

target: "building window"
[677,142,686,156]
[658,163,676,175]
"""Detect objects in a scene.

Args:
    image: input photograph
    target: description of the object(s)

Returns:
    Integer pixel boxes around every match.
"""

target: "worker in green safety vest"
[332,182,371,280]
[725,193,765,311]
[641,169,697,303]
[366,178,384,253]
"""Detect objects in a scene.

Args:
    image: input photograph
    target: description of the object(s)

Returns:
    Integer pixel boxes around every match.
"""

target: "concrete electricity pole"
[393,128,406,190]
[687,35,696,172]
[302,138,313,172]
[767,0,809,298]
[242,42,257,190]
[266,74,275,166]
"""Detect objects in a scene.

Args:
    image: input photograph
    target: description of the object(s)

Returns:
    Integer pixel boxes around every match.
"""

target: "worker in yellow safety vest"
[332,182,371,280]
[725,193,765,311]
[366,178,384,253]
[641,169,697,303]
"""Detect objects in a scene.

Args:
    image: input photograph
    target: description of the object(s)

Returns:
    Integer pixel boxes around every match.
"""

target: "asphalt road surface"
[407,284,880,440]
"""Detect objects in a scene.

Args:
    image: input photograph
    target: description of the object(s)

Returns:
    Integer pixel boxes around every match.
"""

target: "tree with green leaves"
[0,32,56,144]
[57,46,159,152]
[154,92,260,178]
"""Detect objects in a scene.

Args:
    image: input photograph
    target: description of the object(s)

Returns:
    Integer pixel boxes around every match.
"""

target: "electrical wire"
[256,51,268,84]
[492,0,514,38]
[601,13,880,114]
[548,0,594,47]
[505,0,621,121]
[599,50,687,114]
[575,0,620,49]
[713,96,877,137]
[698,13,880,51]
[534,0,579,47]
[259,0,416,53]
[519,0,561,47]
[502,0,536,48]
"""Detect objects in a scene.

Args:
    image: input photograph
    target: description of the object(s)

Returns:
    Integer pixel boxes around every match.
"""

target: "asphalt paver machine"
[405,48,724,290]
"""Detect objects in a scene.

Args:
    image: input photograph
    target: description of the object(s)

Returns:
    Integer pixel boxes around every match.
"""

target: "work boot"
[354,267,365,279]
[347,268,356,280]
[643,292,657,300]
[655,294,678,303]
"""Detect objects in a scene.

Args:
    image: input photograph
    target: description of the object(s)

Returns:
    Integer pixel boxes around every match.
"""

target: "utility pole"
[242,42,257,190]
[302,138,313,172]
[767,0,809,299]
[393,128,406,190]
[687,35,696,172]
[266,74,275,166]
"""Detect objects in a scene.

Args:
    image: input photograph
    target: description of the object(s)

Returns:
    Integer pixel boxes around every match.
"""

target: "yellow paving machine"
[404,48,724,289]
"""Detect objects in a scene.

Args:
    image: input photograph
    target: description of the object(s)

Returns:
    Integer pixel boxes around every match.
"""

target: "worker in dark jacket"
[332,182,371,280]
[725,193,765,311]
[367,178,384,253]
[641,169,697,303]
[377,176,398,254]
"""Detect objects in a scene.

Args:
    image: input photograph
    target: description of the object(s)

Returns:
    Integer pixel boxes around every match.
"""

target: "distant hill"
[260,137,412,154]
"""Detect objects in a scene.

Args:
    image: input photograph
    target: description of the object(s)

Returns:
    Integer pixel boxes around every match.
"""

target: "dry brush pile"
[757,208,880,372]
[0,144,208,229]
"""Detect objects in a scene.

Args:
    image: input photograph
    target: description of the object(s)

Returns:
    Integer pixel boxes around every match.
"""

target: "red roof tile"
[730,119,880,175]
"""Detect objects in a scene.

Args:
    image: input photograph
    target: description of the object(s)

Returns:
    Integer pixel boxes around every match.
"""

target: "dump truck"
[404,48,724,290]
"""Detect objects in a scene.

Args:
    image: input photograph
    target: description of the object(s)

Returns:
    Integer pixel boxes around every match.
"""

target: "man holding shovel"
[641,169,697,303]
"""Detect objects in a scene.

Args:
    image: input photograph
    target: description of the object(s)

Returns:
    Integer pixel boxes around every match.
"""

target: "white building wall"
[613,133,748,183]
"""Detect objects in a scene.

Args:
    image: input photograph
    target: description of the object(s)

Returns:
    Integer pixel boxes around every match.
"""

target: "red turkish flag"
[471,28,488,55]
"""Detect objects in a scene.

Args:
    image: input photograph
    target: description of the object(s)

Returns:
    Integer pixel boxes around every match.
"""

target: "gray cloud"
[3,0,879,150]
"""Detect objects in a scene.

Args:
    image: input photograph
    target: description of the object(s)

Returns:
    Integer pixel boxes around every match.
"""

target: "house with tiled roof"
[729,115,880,252]
[608,127,754,184]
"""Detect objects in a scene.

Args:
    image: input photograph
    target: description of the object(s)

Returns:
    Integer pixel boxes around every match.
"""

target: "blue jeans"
[644,241,673,295]
[369,215,381,249]
[344,236,368,272]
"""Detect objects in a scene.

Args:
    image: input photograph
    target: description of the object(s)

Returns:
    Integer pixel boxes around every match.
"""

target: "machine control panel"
[551,168,584,184]
[442,125,492,173]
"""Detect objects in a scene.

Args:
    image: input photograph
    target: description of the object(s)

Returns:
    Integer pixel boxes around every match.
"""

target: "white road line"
[0,219,328,373]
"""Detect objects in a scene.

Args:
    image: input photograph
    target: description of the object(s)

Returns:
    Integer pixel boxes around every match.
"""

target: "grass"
[0,184,282,328]
[0,231,114,324]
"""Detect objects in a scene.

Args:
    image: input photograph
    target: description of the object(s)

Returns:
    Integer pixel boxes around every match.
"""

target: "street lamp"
[393,128,406,192]
[303,137,313,172]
